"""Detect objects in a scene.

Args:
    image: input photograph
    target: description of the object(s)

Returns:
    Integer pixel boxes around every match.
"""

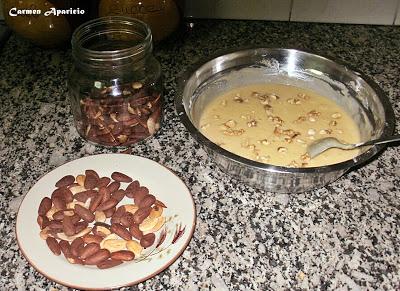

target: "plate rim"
[15,153,197,290]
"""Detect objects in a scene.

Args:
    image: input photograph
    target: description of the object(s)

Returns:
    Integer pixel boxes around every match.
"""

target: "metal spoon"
[307,135,400,159]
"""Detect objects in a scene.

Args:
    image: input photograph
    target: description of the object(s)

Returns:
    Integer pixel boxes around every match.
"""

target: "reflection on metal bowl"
[175,48,395,193]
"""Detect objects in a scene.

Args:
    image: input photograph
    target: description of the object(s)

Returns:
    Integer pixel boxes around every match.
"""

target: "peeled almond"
[56,227,92,242]
[139,216,158,232]
[124,204,138,215]
[67,201,85,209]
[76,175,86,187]
[46,207,58,220]
[145,216,166,234]
[39,228,50,240]
[149,205,163,219]
[95,211,106,222]
[126,240,143,257]
[101,239,127,253]
[69,185,86,195]
[100,233,119,248]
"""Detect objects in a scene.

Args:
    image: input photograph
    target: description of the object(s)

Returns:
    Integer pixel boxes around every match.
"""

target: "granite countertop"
[1,20,399,290]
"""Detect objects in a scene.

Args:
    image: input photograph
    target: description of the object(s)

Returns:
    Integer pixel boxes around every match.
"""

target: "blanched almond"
[126,240,143,257]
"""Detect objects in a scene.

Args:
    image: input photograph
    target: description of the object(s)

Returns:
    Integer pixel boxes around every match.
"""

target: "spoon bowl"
[307,135,400,159]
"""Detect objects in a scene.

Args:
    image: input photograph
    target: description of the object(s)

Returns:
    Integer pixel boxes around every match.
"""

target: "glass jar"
[68,16,163,147]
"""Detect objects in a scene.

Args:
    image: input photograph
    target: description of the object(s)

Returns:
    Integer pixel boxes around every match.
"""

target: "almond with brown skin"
[110,223,132,241]
[37,215,50,230]
[111,206,126,224]
[98,177,111,188]
[71,214,81,224]
[110,250,135,261]
[79,242,101,260]
[38,197,52,216]
[129,224,143,240]
[111,189,125,202]
[59,240,71,258]
[75,205,95,222]
[85,169,100,180]
[140,233,155,248]
[99,187,111,204]
[85,249,110,265]
[70,237,84,257]
[84,171,98,190]
[107,181,120,193]
[46,237,61,255]
[74,190,96,203]
[96,198,118,212]
[74,221,88,234]
[48,220,63,231]
[111,172,132,183]
[89,191,104,212]
[138,194,156,209]
[52,196,66,210]
[82,234,103,244]
[133,207,151,224]
[63,215,76,236]
[120,212,135,228]
[97,259,123,269]
[55,175,75,188]
[104,206,116,218]
[126,180,140,194]
[133,186,149,205]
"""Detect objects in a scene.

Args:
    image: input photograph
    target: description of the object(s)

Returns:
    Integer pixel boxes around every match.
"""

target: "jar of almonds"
[68,16,163,147]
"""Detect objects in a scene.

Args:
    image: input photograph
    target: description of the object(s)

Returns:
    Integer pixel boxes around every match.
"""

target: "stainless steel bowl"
[175,48,395,193]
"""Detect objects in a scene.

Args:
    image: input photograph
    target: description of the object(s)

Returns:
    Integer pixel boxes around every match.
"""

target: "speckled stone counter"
[1,20,399,290]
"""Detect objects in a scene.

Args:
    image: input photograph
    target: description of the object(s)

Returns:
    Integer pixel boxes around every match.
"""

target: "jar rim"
[71,16,153,63]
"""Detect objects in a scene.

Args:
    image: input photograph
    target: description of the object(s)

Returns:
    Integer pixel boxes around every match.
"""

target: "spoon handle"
[358,134,400,147]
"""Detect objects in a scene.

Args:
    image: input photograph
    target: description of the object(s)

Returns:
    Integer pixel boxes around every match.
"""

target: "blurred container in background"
[98,0,184,42]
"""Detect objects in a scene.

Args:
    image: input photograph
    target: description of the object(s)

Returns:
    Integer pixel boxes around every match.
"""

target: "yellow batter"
[199,83,360,167]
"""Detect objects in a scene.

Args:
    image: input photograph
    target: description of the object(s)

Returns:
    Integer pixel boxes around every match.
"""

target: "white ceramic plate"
[16,154,196,290]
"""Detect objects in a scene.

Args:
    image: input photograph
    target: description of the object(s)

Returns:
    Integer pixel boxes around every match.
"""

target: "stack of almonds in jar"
[37,170,167,269]
[78,81,162,147]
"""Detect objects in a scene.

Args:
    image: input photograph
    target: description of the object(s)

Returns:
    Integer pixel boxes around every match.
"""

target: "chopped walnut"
[300,153,311,162]
[294,116,307,123]
[264,104,273,115]
[277,146,287,153]
[297,93,310,100]
[331,112,342,119]
[287,98,301,105]
[259,139,270,145]
[307,129,316,136]
[233,95,244,103]
[213,115,220,120]
[319,129,332,135]
[251,92,260,98]
[283,129,300,139]
[223,129,245,136]
[307,110,321,119]
[329,120,337,126]
[268,93,279,100]
[296,138,306,144]
[224,119,236,128]
[287,160,300,168]
[268,116,284,126]
[247,120,257,127]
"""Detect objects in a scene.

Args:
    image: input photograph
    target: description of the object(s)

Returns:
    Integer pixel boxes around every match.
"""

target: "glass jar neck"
[71,16,153,69]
